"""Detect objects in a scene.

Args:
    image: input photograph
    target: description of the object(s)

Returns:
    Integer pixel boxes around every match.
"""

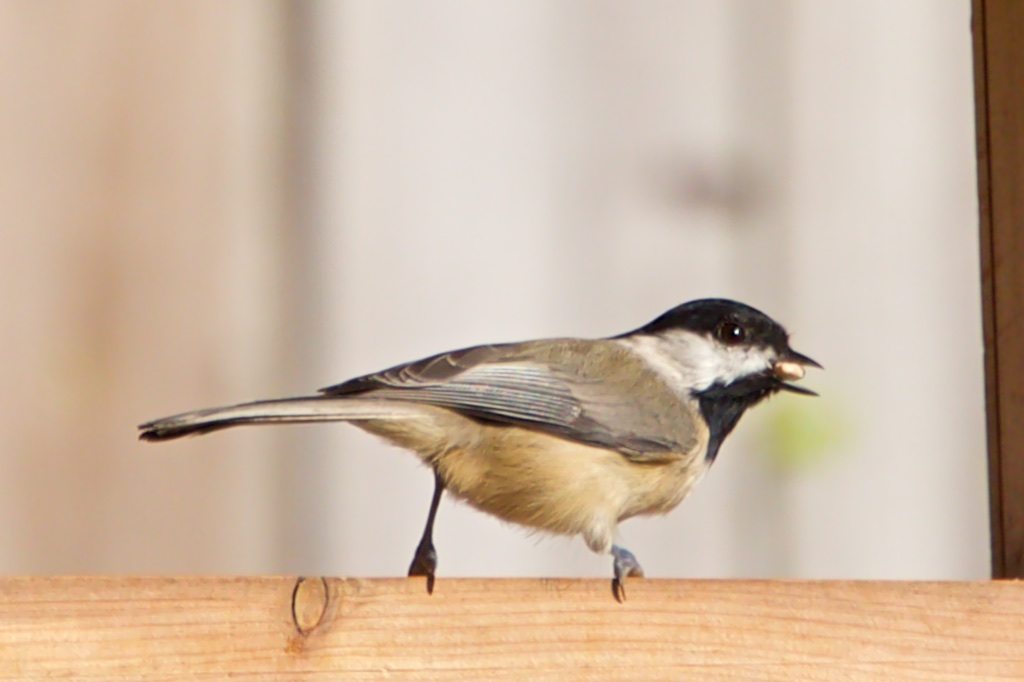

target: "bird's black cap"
[633,298,794,353]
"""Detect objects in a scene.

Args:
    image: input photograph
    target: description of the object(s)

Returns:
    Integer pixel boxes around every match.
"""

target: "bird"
[139,298,819,601]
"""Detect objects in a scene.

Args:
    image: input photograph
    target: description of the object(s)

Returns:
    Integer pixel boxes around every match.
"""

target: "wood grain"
[0,577,1022,680]
[974,0,1024,577]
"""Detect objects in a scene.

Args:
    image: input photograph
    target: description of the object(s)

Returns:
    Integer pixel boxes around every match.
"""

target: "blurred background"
[0,1,987,579]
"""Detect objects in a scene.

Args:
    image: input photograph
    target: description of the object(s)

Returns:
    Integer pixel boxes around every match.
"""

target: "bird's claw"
[611,545,644,603]
[408,542,438,594]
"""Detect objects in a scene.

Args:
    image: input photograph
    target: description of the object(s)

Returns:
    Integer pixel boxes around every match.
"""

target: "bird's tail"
[138,396,417,442]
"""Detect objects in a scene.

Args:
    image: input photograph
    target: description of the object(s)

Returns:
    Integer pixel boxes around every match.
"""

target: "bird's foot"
[611,544,644,603]
[408,541,438,594]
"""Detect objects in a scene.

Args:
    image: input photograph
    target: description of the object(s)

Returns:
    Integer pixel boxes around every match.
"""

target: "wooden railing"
[2,577,1023,680]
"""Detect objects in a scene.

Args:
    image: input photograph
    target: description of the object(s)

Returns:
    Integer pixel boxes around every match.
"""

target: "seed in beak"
[773,360,805,382]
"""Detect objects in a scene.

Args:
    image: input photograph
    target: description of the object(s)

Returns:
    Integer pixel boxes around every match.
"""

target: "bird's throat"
[695,375,779,463]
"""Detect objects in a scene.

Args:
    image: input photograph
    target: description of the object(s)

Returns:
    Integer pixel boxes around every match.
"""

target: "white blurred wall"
[0,1,987,579]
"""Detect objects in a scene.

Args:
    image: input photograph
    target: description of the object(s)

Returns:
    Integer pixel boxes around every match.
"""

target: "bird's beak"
[785,349,823,370]
[772,349,821,396]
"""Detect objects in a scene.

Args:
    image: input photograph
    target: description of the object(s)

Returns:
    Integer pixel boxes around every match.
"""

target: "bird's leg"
[408,468,445,594]
[611,544,644,603]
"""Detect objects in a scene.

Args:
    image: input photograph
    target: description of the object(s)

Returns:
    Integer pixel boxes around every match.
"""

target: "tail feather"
[138,396,416,442]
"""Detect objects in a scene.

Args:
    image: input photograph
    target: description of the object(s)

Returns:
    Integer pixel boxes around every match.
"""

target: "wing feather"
[321,339,699,458]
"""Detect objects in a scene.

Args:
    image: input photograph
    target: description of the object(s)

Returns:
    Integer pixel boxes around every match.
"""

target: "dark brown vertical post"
[973,0,1024,577]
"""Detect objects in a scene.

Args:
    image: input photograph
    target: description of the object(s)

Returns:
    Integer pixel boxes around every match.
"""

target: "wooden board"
[1,577,1023,680]
[974,0,1024,577]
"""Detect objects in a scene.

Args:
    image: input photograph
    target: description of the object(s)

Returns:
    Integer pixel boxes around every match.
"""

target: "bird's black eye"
[716,321,746,345]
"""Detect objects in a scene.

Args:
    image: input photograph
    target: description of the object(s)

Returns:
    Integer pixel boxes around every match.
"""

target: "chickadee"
[140,298,819,600]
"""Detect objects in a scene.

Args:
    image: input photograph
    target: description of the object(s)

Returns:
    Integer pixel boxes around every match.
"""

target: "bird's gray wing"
[320,339,701,459]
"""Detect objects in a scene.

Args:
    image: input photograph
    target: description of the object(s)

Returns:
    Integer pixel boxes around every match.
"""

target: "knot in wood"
[291,577,328,635]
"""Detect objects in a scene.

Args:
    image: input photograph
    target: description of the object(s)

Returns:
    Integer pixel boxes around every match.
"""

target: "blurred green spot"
[758,392,852,473]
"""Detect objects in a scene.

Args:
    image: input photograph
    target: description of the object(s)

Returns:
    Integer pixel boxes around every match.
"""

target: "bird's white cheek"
[617,333,773,393]
[716,347,773,384]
